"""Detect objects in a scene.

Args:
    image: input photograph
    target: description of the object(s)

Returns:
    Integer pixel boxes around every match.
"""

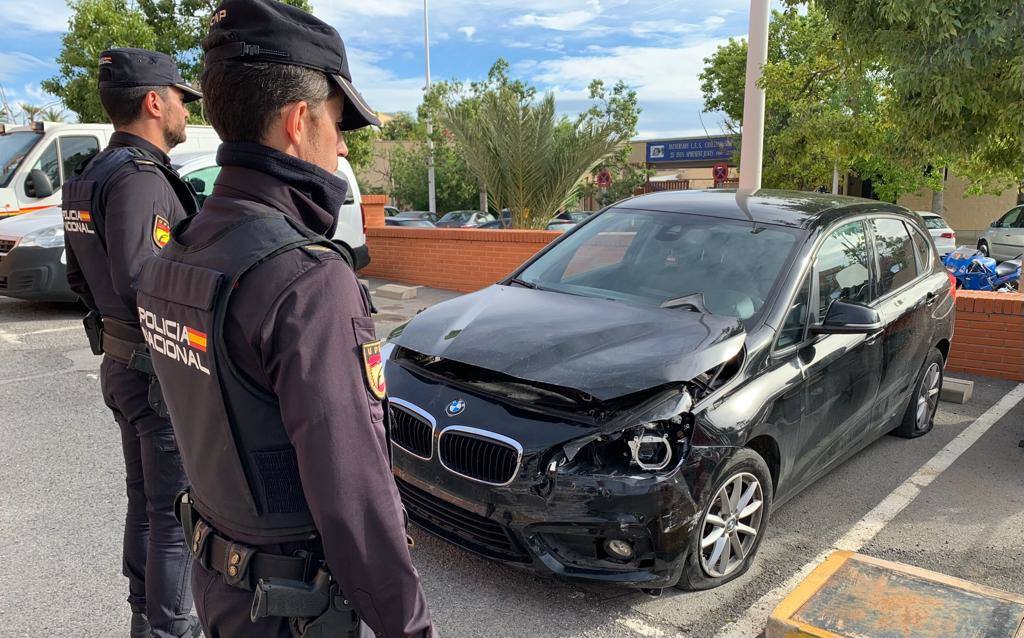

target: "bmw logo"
[446,399,466,417]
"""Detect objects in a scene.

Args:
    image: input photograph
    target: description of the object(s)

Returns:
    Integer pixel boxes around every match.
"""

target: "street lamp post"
[738,0,771,195]
[424,0,437,216]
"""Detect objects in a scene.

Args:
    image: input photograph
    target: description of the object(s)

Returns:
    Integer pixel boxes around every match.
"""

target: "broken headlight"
[562,389,694,474]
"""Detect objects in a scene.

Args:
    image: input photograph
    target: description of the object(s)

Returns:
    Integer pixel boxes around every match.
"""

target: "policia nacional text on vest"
[62,146,197,412]
[137,209,362,637]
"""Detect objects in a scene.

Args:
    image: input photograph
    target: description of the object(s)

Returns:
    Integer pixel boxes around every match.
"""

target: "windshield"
[441,212,472,222]
[0,132,41,187]
[517,208,804,321]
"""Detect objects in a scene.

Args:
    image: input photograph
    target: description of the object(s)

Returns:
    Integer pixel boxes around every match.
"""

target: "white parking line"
[714,382,1024,638]
[0,369,77,386]
[23,326,79,336]
[0,328,22,345]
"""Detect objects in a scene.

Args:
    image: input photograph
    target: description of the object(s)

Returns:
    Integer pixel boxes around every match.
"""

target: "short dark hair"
[200,61,333,143]
[99,85,169,127]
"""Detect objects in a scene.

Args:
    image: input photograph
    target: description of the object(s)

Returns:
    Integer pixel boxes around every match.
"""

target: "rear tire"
[675,449,773,590]
[892,348,944,439]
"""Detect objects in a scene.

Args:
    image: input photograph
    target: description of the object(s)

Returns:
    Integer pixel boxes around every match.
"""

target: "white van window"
[0,132,40,187]
[29,141,61,194]
[61,136,100,179]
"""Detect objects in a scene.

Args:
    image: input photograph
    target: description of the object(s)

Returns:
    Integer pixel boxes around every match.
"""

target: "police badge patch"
[361,340,387,400]
[152,215,171,249]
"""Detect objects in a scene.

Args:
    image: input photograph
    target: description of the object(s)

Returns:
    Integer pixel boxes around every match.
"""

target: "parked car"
[553,210,594,223]
[978,205,1024,261]
[0,206,77,302]
[393,211,439,224]
[384,205,401,217]
[435,210,495,228]
[478,219,511,230]
[386,218,435,228]
[0,121,220,219]
[917,212,956,256]
[546,221,576,232]
[383,189,954,591]
[171,153,370,269]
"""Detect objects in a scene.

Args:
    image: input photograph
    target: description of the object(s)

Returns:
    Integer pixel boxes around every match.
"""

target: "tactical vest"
[136,208,344,538]
[62,146,197,324]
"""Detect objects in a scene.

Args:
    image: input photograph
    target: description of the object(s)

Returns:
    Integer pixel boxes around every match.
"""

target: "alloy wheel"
[699,472,764,578]
[916,362,941,431]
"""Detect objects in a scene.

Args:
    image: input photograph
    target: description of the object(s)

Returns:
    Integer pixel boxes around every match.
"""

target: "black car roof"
[614,189,911,230]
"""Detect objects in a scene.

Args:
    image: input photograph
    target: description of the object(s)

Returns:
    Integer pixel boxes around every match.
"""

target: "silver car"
[978,205,1024,261]
[917,212,956,256]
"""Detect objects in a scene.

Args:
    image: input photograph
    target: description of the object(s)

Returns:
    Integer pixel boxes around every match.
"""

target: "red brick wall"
[362,227,560,292]
[947,291,1024,381]
[361,193,387,230]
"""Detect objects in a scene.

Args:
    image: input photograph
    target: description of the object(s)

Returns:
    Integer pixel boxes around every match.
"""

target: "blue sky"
[0,0,782,139]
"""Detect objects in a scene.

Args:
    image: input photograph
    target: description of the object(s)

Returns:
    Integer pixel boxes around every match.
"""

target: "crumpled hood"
[389,285,746,401]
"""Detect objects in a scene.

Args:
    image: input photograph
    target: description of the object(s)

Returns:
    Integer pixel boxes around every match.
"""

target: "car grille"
[438,429,520,485]
[389,404,433,459]
[0,238,16,263]
[396,478,530,563]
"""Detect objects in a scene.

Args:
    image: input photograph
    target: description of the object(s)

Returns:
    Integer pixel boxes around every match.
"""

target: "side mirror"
[25,169,55,198]
[186,177,206,193]
[810,299,884,335]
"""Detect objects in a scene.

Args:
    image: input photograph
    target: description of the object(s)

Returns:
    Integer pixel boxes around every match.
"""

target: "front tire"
[676,449,773,590]
[892,348,944,439]
[977,241,990,257]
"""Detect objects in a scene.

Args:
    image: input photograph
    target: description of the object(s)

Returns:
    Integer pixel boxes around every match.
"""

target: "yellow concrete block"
[766,551,1024,638]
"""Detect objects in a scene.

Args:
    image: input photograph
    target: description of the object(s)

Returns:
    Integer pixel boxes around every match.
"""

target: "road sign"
[646,136,735,163]
[596,169,612,189]
[713,163,729,183]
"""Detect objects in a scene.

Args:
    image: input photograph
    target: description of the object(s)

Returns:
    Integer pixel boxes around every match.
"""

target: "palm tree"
[18,103,43,124]
[40,106,67,122]
[442,91,623,229]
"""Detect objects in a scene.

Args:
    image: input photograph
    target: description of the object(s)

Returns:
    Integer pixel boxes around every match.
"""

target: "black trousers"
[101,357,193,637]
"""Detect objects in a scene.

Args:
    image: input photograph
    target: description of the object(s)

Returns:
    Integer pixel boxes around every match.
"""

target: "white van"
[0,121,221,218]
[171,152,369,269]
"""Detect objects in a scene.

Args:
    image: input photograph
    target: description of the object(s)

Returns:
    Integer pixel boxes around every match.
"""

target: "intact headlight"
[18,225,65,248]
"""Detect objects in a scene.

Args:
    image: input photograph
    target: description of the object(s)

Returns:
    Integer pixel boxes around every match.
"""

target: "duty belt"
[175,491,320,591]
[94,315,155,375]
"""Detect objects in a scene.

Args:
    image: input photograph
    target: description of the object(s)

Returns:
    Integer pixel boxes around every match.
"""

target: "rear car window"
[910,225,935,272]
[815,221,871,320]
[921,216,947,230]
[871,218,918,297]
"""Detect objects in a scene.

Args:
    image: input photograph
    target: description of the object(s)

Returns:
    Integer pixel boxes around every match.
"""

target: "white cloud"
[511,10,598,31]
[457,25,477,40]
[346,48,426,115]
[0,0,69,32]
[0,52,53,83]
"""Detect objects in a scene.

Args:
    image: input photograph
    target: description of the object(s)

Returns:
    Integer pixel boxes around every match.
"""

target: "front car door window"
[871,218,919,297]
[777,273,811,349]
[27,140,61,197]
[814,221,872,321]
[181,165,221,208]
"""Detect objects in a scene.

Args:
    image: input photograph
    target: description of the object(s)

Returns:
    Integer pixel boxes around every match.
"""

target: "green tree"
[579,79,649,208]
[439,60,626,228]
[806,0,1023,192]
[379,112,423,141]
[389,141,479,212]
[43,0,310,123]
[18,103,44,123]
[344,126,377,171]
[700,7,942,200]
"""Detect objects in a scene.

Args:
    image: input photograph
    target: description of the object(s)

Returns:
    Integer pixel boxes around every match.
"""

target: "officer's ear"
[281,100,311,147]
[142,89,166,121]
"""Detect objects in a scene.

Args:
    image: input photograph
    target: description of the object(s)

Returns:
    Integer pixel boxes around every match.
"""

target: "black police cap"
[98,48,202,103]
[203,0,381,131]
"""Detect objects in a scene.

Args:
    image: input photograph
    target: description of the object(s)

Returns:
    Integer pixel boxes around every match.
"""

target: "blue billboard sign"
[646,136,736,163]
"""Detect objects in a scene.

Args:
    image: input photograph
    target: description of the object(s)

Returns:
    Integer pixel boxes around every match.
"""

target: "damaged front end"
[386,341,744,588]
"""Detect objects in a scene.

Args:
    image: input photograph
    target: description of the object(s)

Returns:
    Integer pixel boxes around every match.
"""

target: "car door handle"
[865,329,884,345]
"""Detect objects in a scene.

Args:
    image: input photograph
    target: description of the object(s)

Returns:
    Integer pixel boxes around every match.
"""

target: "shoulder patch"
[299,244,342,262]
[153,215,171,248]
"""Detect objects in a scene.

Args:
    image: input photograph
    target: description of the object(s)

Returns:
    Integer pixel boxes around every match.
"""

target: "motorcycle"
[942,246,1021,292]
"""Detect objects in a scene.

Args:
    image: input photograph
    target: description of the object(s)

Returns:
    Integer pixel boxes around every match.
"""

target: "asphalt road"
[1,288,1022,638]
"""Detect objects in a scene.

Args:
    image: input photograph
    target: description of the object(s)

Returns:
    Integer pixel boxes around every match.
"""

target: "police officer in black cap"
[63,48,202,638]
[135,1,434,637]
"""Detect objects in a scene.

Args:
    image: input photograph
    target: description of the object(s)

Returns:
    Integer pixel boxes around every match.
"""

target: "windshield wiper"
[507,277,537,289]
[660,292,712,314]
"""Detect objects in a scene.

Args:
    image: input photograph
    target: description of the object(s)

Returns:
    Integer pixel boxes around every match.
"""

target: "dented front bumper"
[394,442,728,588]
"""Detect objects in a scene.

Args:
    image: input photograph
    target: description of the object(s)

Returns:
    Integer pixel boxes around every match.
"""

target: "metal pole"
[424,0,437,215]
[738,0,770,195]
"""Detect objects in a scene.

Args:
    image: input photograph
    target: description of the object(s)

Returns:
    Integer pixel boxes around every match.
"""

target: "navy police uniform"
[63,48,202,638]
[135,2,434,637]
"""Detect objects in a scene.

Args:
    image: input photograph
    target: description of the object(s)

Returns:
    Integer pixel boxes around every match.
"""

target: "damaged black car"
[383,189,955,590]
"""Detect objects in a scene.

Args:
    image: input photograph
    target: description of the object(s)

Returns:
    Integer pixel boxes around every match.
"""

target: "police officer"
[63,49,202,638]
[135,1,435,636]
